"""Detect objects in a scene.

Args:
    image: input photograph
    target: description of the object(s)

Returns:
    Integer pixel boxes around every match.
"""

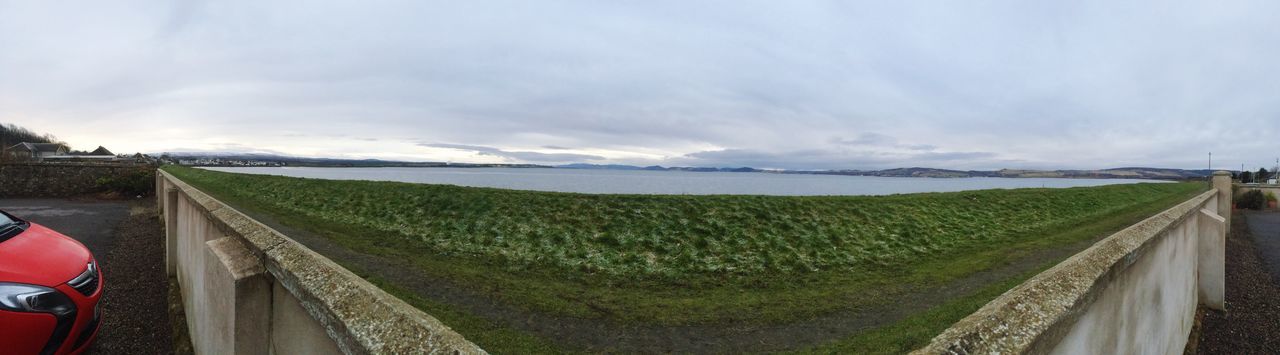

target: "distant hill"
[797,167,1213,180]
[163,153,1216,180]
[561,163,762,173]
[563,164,1215,180]
[558,163,646,170]
[998,167,1214,180]
[159,152,549,168]
[0,122,60,149]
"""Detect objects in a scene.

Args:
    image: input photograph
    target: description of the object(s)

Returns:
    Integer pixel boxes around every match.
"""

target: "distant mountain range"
[156,152,548,168]
[793,167,1215,180]
[158,152,1216,180]
[558,164,1215,180]
[557,163,762,173]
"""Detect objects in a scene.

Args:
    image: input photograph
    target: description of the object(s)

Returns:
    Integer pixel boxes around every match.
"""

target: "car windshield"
[0,212,23,243]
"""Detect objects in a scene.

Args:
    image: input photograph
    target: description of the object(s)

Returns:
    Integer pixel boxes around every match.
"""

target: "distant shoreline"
[182,163,1210,181]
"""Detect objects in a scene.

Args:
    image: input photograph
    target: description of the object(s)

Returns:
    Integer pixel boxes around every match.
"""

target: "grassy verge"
[790,184,1206,353]
[792,263,1052,354]
[162,166,1206,352]
[336,261,563,354]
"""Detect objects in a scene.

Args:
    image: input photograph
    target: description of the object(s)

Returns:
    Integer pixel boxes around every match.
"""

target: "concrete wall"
[916,172,1230,354]
[158,170,484,355]
[0,162,155,197]
[1234,183,1280,205]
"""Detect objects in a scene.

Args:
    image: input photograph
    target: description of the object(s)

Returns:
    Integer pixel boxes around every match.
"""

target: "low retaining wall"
[916,174,1230,354]
[0,162,154,197]
[158,170,484,354]
[1234,183,1280,204]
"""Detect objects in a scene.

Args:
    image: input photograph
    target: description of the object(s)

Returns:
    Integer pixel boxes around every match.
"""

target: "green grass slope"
[163,166,1205,352]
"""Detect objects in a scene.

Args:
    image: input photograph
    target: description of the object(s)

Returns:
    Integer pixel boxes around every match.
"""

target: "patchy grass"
[338,262,563,355]
[791,264,1051,354]
[162,166,1205,352]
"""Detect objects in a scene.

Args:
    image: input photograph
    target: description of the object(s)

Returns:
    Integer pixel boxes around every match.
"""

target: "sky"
[2,1,1279,171]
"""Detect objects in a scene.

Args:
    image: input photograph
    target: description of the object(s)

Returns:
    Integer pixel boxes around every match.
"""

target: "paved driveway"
[1243,210,1280,283]
[0,199,132,259]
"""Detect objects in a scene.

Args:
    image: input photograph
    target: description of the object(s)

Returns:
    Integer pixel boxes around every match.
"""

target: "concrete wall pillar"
[1212,171,1232,232]
[165,186,179,276]
[202,237,271,355]
[1197,208,1226,310]
[156,172,164,213]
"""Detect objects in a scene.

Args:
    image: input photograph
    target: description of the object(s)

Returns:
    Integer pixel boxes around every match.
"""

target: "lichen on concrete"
[161,171,486,354]
[914,190,1217,354]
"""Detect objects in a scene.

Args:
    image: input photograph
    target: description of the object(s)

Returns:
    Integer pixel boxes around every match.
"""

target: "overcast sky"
[2,1,1279,170]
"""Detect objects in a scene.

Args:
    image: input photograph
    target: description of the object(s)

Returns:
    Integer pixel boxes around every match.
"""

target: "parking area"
[0,199,130,258]
[0,198,177,354]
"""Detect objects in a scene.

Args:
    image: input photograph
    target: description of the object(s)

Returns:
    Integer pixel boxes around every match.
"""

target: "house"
[89,146,113,156]
[5,142,70,161]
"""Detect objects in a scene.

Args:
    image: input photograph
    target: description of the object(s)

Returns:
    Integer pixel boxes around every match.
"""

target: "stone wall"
[914,172,1231,354]
[0,162,155,197]
[159,170,484,354]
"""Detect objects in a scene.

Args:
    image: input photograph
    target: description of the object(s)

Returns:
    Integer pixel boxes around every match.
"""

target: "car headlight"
[0,283,76,317]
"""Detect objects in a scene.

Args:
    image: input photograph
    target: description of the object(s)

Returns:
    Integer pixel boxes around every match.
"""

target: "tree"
[1,123,56,148]
[1260,168,1271,182]
[1242,171,1254,183]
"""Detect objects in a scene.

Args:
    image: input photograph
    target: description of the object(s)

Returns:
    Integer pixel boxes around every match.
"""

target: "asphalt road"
[1244,210,1280,284]
[0,198,131,262]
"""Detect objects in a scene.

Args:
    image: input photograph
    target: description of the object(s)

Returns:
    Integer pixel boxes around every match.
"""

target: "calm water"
[201,167,1168,196]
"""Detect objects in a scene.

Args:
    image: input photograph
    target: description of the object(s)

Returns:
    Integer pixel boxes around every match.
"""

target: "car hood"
[0,223,92,287]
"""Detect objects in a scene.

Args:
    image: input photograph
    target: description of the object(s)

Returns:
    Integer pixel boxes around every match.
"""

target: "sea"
[200,167,1170,196]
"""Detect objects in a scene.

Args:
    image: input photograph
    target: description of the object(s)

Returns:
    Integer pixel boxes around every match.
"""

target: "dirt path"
[235,205,1100,353]
[1197,211,1280,353]
[89,203,179,354]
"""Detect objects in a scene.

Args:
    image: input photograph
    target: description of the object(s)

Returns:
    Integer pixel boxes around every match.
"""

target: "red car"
[0,210,101,355]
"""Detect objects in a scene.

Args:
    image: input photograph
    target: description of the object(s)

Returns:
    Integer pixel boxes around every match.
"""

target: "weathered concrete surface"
[1198,208,1226,310]
[1214,171,1231,234]
[176,192,229,354]
[165,187,178,276]
[1050,206,1200,355]
[271,282,343,354]
[161,170,485,354]
[203,237,270,355]
[915,173,1230,355]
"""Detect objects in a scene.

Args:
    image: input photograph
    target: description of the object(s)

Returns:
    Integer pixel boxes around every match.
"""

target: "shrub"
[95,169,155,196]
[1268,191,1278,203]
[1239,190,1266,210]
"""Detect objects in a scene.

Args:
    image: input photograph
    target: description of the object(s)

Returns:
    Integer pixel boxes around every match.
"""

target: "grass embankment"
[163,166,1205,353]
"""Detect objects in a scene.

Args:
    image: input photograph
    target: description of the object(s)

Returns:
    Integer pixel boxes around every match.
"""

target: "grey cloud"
[4,1,1280,170]
[673,147,1003,170]
[832,133,897,146]
[422,143,606,162]
[830,133,938,151]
